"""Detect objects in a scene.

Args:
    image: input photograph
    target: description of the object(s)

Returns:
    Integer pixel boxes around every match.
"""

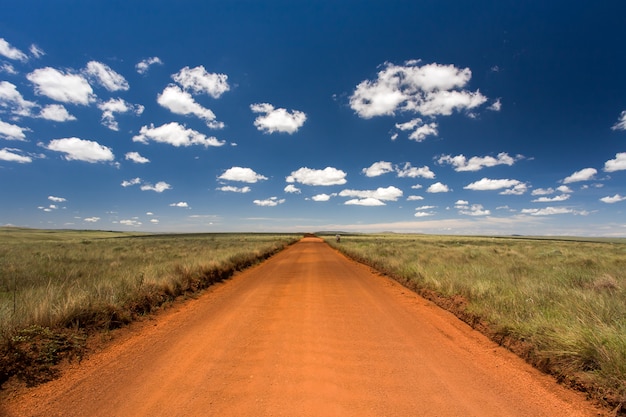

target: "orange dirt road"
[2,238,607,417]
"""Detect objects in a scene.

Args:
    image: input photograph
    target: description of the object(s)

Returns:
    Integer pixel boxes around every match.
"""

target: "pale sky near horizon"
[1,1,626,236]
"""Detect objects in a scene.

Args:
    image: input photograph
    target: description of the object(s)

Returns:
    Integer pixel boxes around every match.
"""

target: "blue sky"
[1,1,626,235]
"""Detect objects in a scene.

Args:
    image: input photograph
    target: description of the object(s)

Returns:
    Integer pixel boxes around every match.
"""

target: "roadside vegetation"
[325,234,626,410]
[0,227,299,387]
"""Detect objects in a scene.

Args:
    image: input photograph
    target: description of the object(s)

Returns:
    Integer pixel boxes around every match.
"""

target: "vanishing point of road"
[2,237,606,416]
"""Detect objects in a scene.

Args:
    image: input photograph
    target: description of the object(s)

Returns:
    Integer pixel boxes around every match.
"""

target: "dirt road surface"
[2,238,606,417]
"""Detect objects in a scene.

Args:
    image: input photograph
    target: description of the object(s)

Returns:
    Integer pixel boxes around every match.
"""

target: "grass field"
[0,228,299,385]
[325,234,626,408]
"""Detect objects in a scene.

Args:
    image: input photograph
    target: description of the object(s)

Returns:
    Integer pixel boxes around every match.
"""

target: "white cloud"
[27,67,95,105]
[217,185,251,193]
[396,163,435,179]
[48,196,66,202]
[286,167,347,186]
[29,44,45,59]
[345,197,385,206]
[140,181,172,193]
[157,85,224,129]
[339,186,403,201]
[0,38,27,61]
[464,178,522,191]
[350,61,487,119]
[426,182,450,193]
[500,183,528,195]
[120,219,142,227]
[250,103,307,134]
[532,194,570,203]
[172,66,230,98]
[170,201,189,208]
[395,118,439,142]
[562,167,597,184]
[0,148,32,163]
[1,63,17,74]
[411,184,423,189]
[487,98,502,111]
[362,161,394,177]
[46,137,114,163]
[219,167,267,183]
[133,122,224,148]
[521,207,574,216]
[39,104,76,122]
[125,152,150,164]
[254,197,285,207]
[0,81,37,116]
[0,120,29,140]
[407,195,424,201]
[150,219,160,224]
[84,61,129,92]
[557,185,573,193]
[531,187,554,196]
[415,205,436,210]
[414,211,434,217]
[437,152,520,171]
[121,177,141,187]
[84,217,100,223]
[459,204,490,216]
[284,184,301,194]
[312,193,333,202]
[611,110,626,131]
[600,194,626,204]
[604,152,626,172]
[136,57,163,74]
[98,98,144,131]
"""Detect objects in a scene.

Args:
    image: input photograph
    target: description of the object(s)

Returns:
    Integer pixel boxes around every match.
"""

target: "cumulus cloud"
[345,197,386,206]
[125,151,150,164]
[136,57,163,74]
[251,103,307,134]
[254,197,285,207]
[407,195,424,201]
[500,183,528,195]
[120,219,142,227]
[157,85,224,129]
[219,167,267,183]
[217,185,251,193]
[312,193,333,202]
[284,184,301,194]
[121,177,141,187]
[395,118,438,142]
[396,163,436,179]
[611,111,626,131]
[27,67,95,105]
[362,161,394,177]
[458,203,490,216]
[437,152,520,171]
[39,104,76,122]
[98,98,144,130]
[339,186,403,201]
[286,167,347,186]
[84,61,129,91]
[414,211,434,217]
[464,178,522,191]
[487,98,502,111]
[48,196,66,202]
[170,201,189,208]
[83,217,100,223]
[0,148,32,163]
[426,182,450,193]
[350,60,487,120]
[604,152,626,172]
[46,137,114,163]
[562,168,597,184]
[0,119,29,140]
[531,187,555,196]
[600,194,626,204]
[0,38,28,62]
[532,194,570,203]
[172,66,230,98]
[0,81,37,116]
[521,207,575,216]
[133,122,224,148]
[140,181,172,193]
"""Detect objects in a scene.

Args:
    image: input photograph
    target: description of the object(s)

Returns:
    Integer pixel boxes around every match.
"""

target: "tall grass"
[0,228,299,385]
[326,234,626,408]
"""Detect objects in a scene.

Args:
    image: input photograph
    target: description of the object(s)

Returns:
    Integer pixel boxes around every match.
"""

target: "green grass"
[0,228,299,386]
[325,234,626,409]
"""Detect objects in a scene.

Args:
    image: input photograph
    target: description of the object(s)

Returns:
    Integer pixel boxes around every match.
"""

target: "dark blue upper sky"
[1,0,625,235]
